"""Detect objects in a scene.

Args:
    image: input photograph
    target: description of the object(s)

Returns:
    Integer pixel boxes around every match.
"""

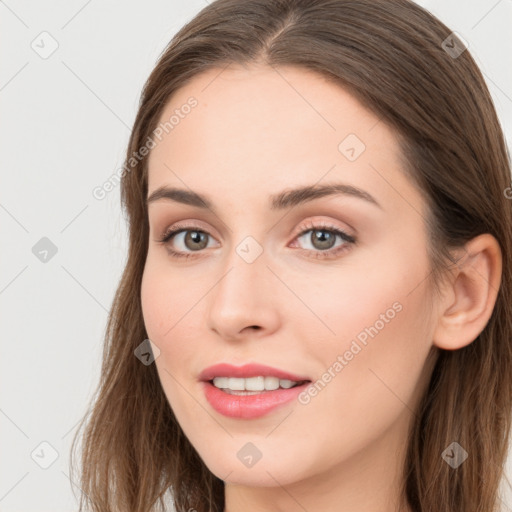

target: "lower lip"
[202,381,310,419]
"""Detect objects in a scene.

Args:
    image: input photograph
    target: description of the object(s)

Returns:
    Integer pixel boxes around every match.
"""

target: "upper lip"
[199,363,311,382]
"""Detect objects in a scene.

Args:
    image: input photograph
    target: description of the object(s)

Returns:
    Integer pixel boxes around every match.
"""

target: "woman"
[70,1,512,511]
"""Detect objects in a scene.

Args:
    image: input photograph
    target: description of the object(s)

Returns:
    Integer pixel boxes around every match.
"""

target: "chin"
[195,440,312,488]
[210,462,300,487]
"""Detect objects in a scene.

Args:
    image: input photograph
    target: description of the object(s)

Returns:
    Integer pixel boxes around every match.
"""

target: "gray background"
[1,1,511,510]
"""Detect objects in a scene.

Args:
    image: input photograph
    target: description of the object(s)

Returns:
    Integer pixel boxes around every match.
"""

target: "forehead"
[146,64,423,218]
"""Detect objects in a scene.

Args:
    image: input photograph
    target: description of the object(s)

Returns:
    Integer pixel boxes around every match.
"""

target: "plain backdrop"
[1,1,511,511]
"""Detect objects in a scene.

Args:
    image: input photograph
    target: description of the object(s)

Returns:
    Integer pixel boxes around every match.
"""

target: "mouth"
[199,363,312,418]
[201,378,312,419]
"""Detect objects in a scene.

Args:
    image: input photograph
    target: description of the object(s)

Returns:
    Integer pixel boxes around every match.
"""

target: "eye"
[291,219,356,260]
[156,220,356,260]
[156,223,217,259]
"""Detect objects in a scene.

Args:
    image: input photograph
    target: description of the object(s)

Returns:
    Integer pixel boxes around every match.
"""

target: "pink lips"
[199,363,311,419]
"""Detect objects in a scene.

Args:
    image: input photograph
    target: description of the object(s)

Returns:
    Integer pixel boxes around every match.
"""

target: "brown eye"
[181,230,209,251]
[308,229,338,250]
[160,228,211,251]
[291,221,356,260]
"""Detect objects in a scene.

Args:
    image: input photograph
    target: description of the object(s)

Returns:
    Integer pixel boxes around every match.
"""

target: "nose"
[206,246,280,342]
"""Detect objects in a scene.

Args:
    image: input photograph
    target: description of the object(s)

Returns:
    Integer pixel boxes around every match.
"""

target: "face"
[141,64,438,491]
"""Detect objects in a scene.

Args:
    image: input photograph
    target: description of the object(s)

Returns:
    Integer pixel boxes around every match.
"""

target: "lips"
[199,363,312,419]
[198,363,310,382]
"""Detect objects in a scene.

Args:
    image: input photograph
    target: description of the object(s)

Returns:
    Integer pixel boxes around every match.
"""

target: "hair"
[69,0,512,511]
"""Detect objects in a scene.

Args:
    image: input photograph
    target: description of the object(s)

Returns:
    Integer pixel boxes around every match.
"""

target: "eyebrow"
[146,182,382,212]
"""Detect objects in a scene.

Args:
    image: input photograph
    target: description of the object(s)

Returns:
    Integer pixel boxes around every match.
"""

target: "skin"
[140,63,502,512]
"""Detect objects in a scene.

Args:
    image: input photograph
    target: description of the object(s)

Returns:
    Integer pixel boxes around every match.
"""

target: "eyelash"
[156,220,356,261]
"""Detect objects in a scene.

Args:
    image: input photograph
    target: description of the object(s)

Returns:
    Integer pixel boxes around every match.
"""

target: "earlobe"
[432,233,502,351]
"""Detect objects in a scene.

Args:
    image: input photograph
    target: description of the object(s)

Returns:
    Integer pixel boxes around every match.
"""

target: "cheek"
[140,257,201,344]
[316,293,432,466]
[287,241,429,356]
[301,270,433,447]
[140,260,210,400]
[140,264,203,418]
[292,243,433,424]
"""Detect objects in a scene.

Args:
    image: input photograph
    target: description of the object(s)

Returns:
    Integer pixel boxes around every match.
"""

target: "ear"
[432,233,502,350]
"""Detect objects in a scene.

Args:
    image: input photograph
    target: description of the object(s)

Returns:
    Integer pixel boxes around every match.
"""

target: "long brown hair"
[69,1,512,510]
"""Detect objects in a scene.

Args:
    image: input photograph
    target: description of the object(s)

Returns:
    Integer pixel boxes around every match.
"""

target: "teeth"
[212,376,301,392]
